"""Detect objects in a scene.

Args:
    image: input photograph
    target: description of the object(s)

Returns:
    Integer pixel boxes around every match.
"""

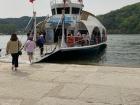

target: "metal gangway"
[0,43,59,64]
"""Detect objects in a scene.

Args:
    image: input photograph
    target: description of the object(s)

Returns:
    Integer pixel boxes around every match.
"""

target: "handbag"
[18,41,22,55]
[18,50,22,55]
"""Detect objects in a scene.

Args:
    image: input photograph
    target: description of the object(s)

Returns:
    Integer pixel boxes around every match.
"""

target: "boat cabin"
[37,0,107,48]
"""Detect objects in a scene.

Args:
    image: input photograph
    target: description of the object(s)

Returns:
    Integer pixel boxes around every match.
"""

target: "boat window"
[57,8,63,14]
[91,27,101,45]
[72,7,80,14]
[51,9,56,15]
[65,7,70,14]
[79,30,88,34]
[68,30,74,35]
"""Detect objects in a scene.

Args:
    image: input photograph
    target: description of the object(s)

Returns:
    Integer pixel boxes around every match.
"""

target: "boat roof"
[50,0,83,5]
[50,0,84,9]
[81,10,95,20]
[80,11,106,35]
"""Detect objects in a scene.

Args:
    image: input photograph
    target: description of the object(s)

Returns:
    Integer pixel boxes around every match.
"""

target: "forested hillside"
[97,2,140,34]
[0,16,45,34]
[0,2,140,34]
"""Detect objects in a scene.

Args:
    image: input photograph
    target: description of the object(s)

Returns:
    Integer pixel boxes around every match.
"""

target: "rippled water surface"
[105,34,140,67]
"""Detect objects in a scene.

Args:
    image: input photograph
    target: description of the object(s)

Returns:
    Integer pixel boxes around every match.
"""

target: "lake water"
[0,34,140,67]
[105,34,140,67]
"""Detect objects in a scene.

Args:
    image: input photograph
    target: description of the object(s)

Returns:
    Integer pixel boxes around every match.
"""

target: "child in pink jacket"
[24,37,36,63]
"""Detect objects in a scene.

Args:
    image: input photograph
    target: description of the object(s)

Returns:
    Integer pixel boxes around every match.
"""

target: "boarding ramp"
[0,44,59,64]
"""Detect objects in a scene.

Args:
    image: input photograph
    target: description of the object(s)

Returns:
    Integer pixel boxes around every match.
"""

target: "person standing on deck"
[24,36,36,64]
[42,31,46,43]
[27,30,31,40]
[6,33,22,71]
[36,32,45,56]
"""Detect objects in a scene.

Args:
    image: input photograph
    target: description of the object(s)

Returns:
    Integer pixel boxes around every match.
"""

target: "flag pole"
[61,9,65,48]
[61,0,66,48]
[33,11,37,42]
[32,1,36,42]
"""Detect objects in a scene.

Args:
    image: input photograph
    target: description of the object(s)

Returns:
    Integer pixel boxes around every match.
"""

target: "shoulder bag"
[18,41,22,55]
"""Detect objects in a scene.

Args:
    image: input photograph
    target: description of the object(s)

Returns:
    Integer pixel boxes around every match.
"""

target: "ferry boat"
[35,0,107,62]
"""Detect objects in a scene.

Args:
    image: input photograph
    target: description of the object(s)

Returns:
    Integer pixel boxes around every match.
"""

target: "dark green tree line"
[97,2,140,34]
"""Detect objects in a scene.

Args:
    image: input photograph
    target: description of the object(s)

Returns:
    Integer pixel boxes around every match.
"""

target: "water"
[105,34,140,67]
[0,34,140,67]
[0,35,26,56]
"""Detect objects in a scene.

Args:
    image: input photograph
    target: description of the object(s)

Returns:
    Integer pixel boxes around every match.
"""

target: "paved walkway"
[0,62,140,105]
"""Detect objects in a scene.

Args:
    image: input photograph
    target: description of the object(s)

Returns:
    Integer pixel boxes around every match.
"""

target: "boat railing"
[33,43,58,60]
[66,35,90,47]
[34,36,61,59]
[66,38,105,47]
[45,42,60,54]
[50,0,83,6]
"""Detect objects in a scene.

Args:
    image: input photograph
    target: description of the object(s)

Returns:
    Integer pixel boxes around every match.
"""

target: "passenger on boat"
[95,36,98,44]
[98,35,101,43]
[36,32,45,56]
[42,31,46,43]
[74,31,81,45]
[67,33,75,47]
[27,30,31,40]
[76,31,81,36]
[74,31,83,46]
[24,36,36,64]
[82,34,90,45]
[79,34,85,46]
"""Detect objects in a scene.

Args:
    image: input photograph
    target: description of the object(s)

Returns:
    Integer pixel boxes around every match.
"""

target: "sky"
[0,0,139,18]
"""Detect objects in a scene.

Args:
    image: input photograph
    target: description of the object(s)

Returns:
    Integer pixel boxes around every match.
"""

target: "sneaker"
[15,68,17,71]
[11,66,14,71]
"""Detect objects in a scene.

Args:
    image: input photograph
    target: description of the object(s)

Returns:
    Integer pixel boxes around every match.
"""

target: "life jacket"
[67,36,75,47]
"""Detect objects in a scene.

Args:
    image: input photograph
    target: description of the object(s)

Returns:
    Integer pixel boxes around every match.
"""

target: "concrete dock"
[0,62,140,105]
